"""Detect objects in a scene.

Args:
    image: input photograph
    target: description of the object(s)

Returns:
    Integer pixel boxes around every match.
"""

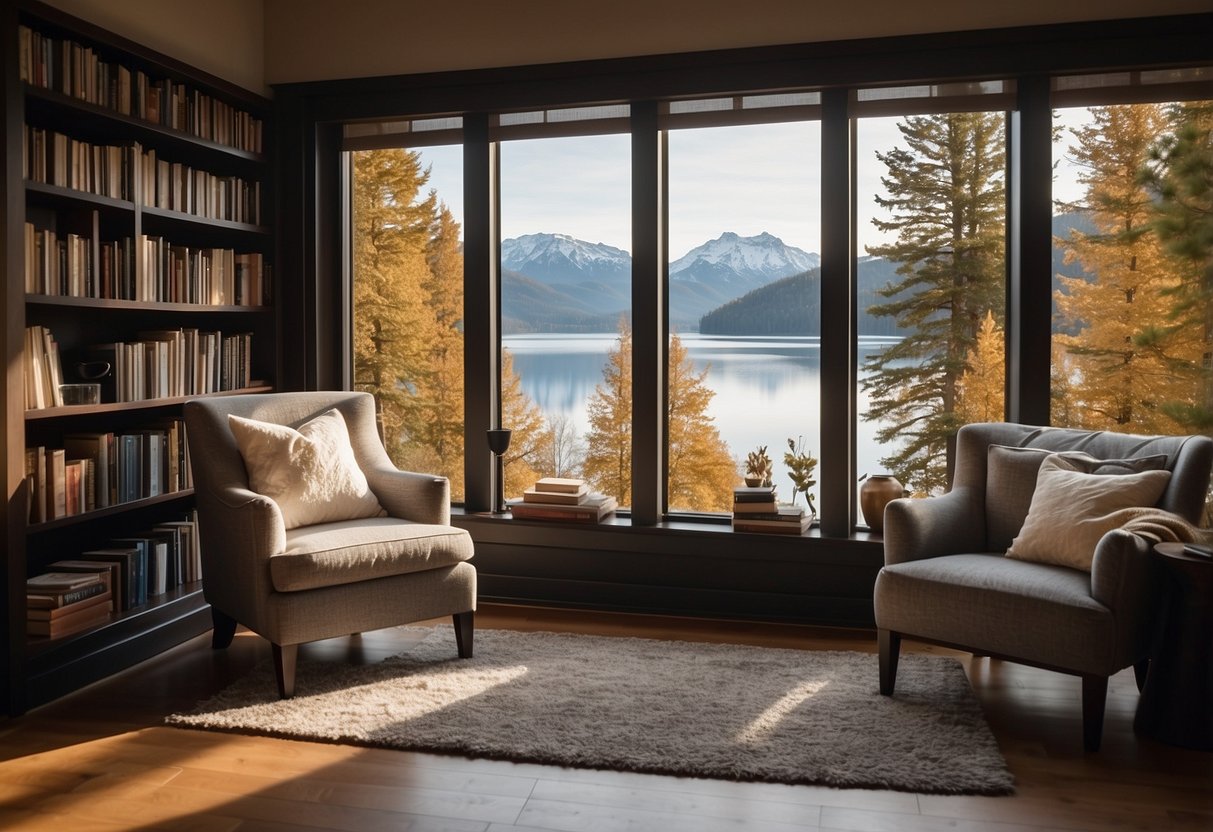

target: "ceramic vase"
[860,474,903,533]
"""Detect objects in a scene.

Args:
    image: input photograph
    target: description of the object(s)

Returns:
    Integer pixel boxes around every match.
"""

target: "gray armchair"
[873,422,1212,751]
[184,391,476,698]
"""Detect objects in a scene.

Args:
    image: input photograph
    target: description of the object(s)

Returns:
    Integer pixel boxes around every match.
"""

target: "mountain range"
[500,214,1097,336]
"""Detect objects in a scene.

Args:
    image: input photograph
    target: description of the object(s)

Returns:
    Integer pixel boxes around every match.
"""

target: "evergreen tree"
[954,310,1005,424]
[1138,101,1213,431]
[1056,104,1201,433]
[863,112,1006,495]
[351,149,438,463]
[583,319,633,503]
[666,333,739,512]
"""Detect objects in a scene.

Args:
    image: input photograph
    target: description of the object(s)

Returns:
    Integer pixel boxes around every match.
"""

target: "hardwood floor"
[1,604,1210,831]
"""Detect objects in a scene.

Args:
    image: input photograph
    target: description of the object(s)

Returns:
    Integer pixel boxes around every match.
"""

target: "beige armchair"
[184,391,476,698]
[873,422,1212,751]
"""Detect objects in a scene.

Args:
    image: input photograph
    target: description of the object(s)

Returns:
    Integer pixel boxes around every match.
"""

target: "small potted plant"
[784,436,819,516]
[744,445,774,488]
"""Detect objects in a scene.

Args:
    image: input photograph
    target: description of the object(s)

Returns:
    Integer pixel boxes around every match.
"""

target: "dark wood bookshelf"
[24,385,273,420]
[3,1,275,716]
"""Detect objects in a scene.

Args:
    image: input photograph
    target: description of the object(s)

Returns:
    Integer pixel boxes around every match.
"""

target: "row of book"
[26,511,202,638]
[23,130,264,226]
[23,126,133,200]
[26,419,192,523]
[731,485,811,535]
[141,147,263,225]
[24,325,254,409]
[23,224,269,307]
[509,477,618,523]
[19,25,264,153]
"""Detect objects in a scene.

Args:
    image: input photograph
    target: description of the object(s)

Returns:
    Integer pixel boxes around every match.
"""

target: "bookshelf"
[2,1,276,714]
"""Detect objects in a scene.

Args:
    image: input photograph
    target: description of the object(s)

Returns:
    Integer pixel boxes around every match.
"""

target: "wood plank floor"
[1,604,1210,831]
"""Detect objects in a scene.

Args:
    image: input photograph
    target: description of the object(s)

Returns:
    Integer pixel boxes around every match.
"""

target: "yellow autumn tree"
[351,149,437,462]
[583,319,633,503]
[500,349,553,500]
[667,333,739,512]
[954,310,1005,424]
[1056,104,1203,433]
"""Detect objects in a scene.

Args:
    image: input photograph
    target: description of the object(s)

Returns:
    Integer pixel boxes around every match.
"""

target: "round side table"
[1134,542,1213,751]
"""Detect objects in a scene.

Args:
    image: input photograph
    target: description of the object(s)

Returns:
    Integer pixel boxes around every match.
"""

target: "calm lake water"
[505,332,902,510]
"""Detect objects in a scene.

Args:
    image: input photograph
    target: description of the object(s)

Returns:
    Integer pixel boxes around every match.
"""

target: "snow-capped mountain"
[500,233,631,285]
[669,232,820,286]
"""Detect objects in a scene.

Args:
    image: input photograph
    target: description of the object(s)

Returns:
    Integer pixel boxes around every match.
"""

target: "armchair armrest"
[1090,529,1163,667]
[194,482,285,619]
[364,467,451,525]
[883,488,986,565]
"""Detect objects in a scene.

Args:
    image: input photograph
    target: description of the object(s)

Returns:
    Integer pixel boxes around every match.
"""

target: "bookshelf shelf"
[24,384,273,421]
[4,0,276,714]
[26,489,195,534]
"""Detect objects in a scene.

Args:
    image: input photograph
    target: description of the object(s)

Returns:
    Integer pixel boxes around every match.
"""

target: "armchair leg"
[878,629,901,696]
[1081,674,1108,752]
[273,643,299,699]
[211,607,238,649]
[454,611,474,659]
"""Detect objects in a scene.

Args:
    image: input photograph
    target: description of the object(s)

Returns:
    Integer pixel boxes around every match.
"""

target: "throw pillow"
[1005,455,1171,570]
[985,445,1168,551]
[227,408,385,530]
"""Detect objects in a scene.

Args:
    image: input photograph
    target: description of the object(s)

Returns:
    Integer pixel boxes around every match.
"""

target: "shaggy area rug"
[167,626,1013,795]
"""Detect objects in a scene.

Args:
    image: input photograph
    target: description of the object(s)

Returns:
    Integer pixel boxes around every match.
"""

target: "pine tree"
[583,319,633,503]
[1056,104,1202,434]
[863,112,1006,495]
[666,333,739,512]
[1138,101,1213,431]
[351,149,438,463]
[955,310,1005,425]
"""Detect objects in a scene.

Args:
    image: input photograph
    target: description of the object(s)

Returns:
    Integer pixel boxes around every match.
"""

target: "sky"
[413,108,1096,258]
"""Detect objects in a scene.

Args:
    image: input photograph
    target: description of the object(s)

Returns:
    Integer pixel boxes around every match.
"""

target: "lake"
[505,332,904,511]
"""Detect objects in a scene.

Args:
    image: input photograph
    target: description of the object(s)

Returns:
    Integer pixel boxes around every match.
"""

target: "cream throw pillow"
[1006,455,1171,571]
[228,409,384,530]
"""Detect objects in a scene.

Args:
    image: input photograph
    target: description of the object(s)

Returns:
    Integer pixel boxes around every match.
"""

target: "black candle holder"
[486,428,512,513]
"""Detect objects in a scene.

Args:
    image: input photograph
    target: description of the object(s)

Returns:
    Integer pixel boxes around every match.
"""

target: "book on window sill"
[731,500,781,514]
[732,486,778,503]
[522,485,590,505]
[732,515,813,535]
[731,505,806,521]
[509,495,618,523]
[533,477,586,494]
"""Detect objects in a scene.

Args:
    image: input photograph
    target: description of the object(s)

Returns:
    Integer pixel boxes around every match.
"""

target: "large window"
[349,135,466,501]
[1051,82,1212,439]
[498,130,632,507]
[666,118,821,514]
[855,87,1010,499]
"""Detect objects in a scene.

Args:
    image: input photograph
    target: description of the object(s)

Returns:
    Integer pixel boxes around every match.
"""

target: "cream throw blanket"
[1115,507,1207,544]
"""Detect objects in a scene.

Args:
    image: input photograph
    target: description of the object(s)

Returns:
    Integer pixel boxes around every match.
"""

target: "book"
[27,587,112,620]
[26,571,101,592]
[27,575,109,609]
[48,560,122,602]
[731,506,806,522]
[732,486,778,503]
[75,548,141,610]
[732,516,813,535]
[731,500,780,514]
[27,600,111,638]
[522,485,589,505]
[509,495,618,523]
[533,477,585,494]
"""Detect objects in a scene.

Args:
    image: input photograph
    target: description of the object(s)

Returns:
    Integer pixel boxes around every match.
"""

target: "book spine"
[27,579,108,607]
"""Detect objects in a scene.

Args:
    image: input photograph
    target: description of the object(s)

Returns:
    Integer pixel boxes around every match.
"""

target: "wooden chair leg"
[1082,673,1108,752]
[211,607,238,649]
[454,611,474,659]
[878,629,901,695]
[273,643,298,699]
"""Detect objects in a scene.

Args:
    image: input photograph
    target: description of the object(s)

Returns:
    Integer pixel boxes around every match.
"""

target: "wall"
[41,0,266,95]
[263,0,1212,84]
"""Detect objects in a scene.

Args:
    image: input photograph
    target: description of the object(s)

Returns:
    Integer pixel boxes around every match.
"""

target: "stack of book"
[26,571,113,639]
[731,485,811,535]
[509,477,618,524]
